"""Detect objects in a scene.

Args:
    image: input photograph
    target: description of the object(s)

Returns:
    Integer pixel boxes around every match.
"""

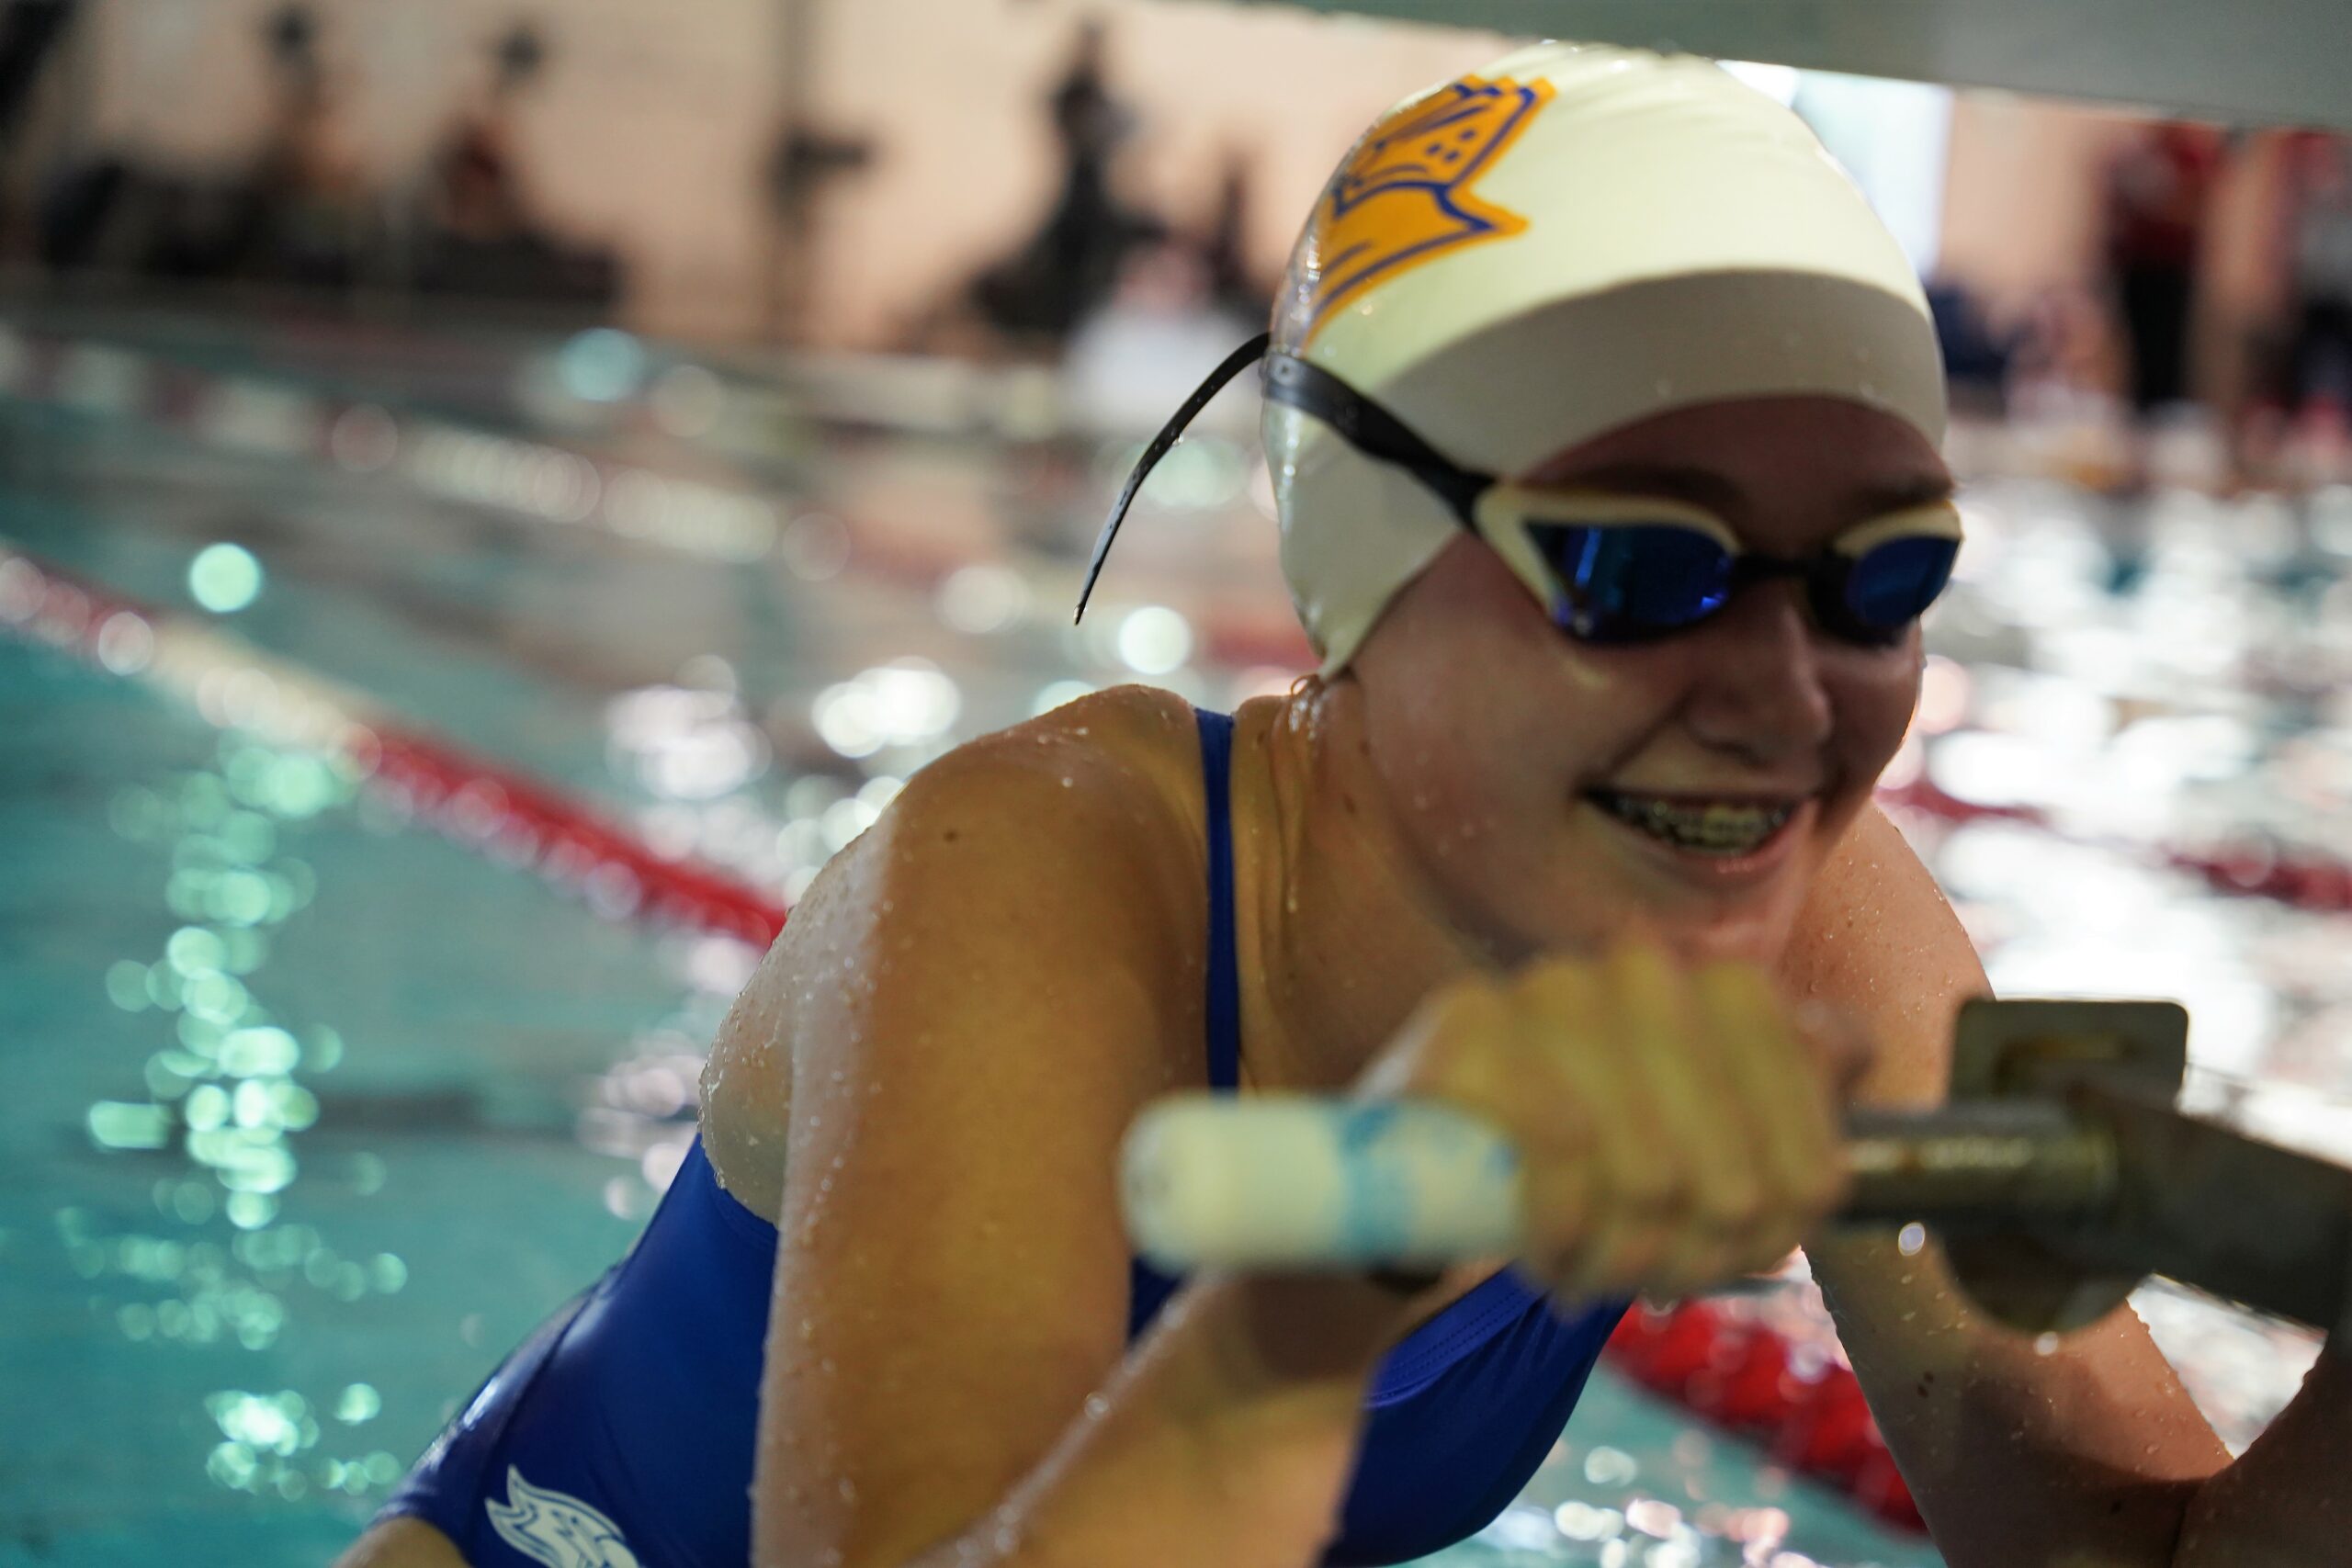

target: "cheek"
[1832,652,1924,776]
[1394,646,1668,800]
[1352,547,1689,823]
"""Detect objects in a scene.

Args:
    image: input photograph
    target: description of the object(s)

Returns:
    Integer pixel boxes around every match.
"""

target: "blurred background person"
[35,4,372,290]
[222,5,369,290]
[958,18,1163,351]
[2282,132,2352,448]
[411,20,621,310]
[2101,121,2225,426]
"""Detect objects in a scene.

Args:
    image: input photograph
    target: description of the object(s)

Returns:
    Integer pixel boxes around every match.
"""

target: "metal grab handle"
[1120,1096,2122,1270]
[1118,1088,2352,1338]
[1839,1103,2118,1227]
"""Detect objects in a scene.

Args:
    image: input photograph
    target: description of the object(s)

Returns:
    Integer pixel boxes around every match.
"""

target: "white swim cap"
[1268,41,1949,675]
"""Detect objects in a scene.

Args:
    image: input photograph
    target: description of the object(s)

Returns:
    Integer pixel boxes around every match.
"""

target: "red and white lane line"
[1608,1302,1925,1533]
[1881,773,2352,917]
[0,543,787,946]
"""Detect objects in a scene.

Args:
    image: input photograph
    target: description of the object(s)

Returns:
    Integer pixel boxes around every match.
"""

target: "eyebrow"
[1561,462,1957,519]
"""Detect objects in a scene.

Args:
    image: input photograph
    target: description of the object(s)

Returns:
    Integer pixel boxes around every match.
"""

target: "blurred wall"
[62,0,1500,343]
[73,0,2298,376]
[1939,93,2133,308]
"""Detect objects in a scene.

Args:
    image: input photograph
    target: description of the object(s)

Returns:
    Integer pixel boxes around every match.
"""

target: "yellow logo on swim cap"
[1283,74,1555,347]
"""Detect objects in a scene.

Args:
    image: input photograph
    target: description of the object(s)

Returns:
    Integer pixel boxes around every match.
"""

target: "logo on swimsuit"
[485,1465,643,1568]
[1283,73,1555,345]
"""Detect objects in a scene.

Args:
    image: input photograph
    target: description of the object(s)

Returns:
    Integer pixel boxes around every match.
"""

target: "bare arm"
[1781,806,2231,1567]
[902,1269,1434,1568]
[749,694,1430,1568]
[2172,1344,2352,1563]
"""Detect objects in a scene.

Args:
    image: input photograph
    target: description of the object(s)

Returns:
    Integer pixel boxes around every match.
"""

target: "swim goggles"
[1078,332,1962,649]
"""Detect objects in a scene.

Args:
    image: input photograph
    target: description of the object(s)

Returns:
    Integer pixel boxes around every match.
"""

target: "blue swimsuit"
[378,710,1629,1566]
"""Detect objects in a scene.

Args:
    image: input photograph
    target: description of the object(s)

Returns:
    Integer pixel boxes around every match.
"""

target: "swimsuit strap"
[1193,707,1241,1094]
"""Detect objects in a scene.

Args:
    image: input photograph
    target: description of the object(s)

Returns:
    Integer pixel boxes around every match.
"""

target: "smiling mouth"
[1583,789,1804,858]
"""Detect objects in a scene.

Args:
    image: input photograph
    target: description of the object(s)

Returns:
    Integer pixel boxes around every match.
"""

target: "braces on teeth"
[1592,792,1795,855]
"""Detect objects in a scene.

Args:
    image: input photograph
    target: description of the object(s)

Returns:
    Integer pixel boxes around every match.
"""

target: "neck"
[1227,681,1496,1095]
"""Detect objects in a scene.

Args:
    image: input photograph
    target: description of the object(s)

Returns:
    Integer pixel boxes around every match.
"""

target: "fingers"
[1603,942,1771,1298]
[1508,957,1644,1293]
[1513,945,1724,1300]
[1385,972,1600,1276]
[1363,972,1518,1106]
[1514,942,1853,1304]
[1696,964,1853,1277]
[1356,942,1861,1311]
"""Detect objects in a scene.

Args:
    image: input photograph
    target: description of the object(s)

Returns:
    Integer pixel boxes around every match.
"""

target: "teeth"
[1589,791,1797,856]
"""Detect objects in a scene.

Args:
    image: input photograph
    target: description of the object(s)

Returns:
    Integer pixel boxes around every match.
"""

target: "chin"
[1653,908,1797,968]
[1473,856,1807,973]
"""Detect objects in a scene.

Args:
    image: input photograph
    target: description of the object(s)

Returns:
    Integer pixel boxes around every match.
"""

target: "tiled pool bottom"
[0,639,1937,1568]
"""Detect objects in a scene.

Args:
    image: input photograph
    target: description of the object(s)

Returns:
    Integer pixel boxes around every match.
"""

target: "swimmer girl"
[341,45,2339,1568]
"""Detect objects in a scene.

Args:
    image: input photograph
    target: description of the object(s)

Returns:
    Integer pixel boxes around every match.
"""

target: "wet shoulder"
[701,685,1213,1214]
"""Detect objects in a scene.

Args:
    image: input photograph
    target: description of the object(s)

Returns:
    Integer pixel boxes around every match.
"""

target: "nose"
[1682,581,1836,766]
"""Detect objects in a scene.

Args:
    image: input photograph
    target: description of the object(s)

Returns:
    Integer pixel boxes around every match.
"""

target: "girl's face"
[1344,394,1952,968]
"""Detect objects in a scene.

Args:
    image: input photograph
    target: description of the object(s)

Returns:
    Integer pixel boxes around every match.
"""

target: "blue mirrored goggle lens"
[1842,536,1960,629]
[1527,523,1733,635]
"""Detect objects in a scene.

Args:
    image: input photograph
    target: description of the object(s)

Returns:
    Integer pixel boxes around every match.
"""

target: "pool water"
[0,323,1952,1568]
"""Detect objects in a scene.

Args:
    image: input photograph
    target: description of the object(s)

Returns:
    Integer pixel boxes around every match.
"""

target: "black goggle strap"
[1260,352,1489,525]
[1075,331,1272,624]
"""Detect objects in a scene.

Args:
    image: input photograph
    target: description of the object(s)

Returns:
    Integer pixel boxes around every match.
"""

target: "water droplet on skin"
[798,1316,815,1340]
[837,1477,858,1503]
[1084,1393,1110,1419]
[820,1357,836,1374]
[2035,1333,2061,1356]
